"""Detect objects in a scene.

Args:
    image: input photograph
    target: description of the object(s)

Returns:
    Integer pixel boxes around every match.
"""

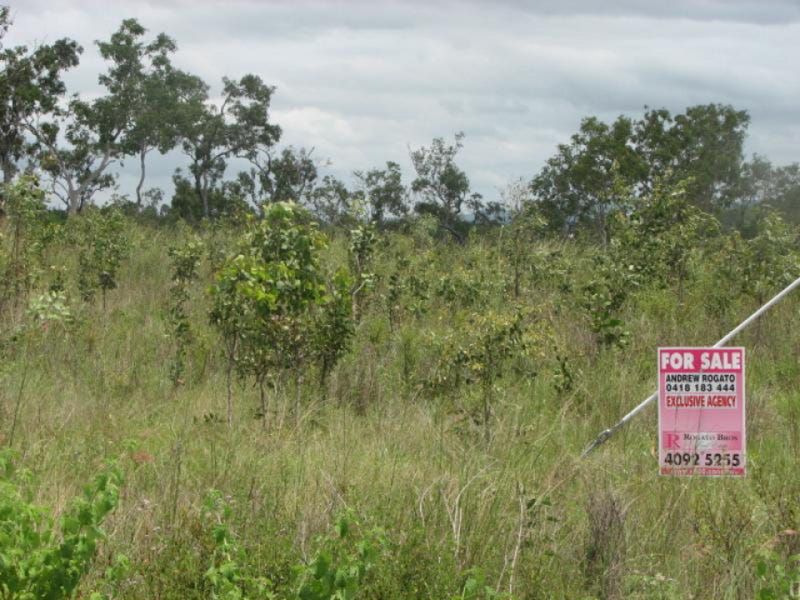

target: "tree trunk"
[135,146,148,207]
[226,337,238,427]
[294,371,303,427]
[259,378,268,430]
[193,171,208,219]
[67,189,81,216]
[319,361,331,401]
[201,173,211,219]
[0,157,16,217]
[2,157,15,184]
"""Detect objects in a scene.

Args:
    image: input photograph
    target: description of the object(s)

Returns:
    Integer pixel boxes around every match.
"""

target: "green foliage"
[0,29,81,201]
[453,568,509,600]
[754,551,800,600]
[88,553,131,600]
[169,174,252,223]
[532,116,640,236]
[96,19,204,207]
[71,208,129,307]
[0,176,51,309]
[581,253,634,349]
[177,73,281,220]
[307,175,357,225]
[720,211,799,304]
[610,177,718,291]
[354,161,408,225]
[347,223,377,321]
[410,133,487,239]
[533,104,750,235]
[434,266,497,311]
[166,235,203,385]
[552,352,576,395]
[294,513,387,600]
[382,252,432,326]
[25,290,73,328]
[201,490,273,599]
[428,309,538,441]
[0,451,123,599]
[209,202,335,424]
[499,194,548,298]
[313,269,354,390]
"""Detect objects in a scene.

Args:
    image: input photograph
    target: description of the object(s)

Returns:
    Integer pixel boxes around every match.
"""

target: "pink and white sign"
[658,347,746,476]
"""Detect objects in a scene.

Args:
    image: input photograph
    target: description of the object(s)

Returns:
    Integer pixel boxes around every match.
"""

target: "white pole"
[581,274,800,458]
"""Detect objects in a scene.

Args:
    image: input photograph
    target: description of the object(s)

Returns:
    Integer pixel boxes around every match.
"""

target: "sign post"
[583,275,800,459]
[658,347,745,476]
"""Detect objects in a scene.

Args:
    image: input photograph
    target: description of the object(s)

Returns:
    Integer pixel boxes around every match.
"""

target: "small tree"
[312,269,354,393]
[70,208,130,309]
[429,310,533,443]
[307,175,358,225]
[0,175,49,311]
[348,223,377,322]
[210,202,330,427]
[410,132,482,241]
[167,234,203,386]
[610,176,719,301]
[499,179,548,298]
[580,255,633,350]
[355,161,408,226]
[234,145,319,211]
[720,212,799,307]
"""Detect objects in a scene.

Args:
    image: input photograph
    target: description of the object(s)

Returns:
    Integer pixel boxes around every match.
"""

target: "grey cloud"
[467,0,800,24]
[3,0,799,204]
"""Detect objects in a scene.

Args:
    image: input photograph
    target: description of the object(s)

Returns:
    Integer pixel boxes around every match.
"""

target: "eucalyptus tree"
[97,18,206,206]
[632,104,749,211]
[232,146,319,212]
[410,132,482,241]
[308,174,356,224]
[530,115,641,239]
[0,9,81,211]
[354,160,408,226]
[179,74,281,218]
[498,179,547,298]
[26,19,196,214]
[27,96,120,214]
[531,104,750,237]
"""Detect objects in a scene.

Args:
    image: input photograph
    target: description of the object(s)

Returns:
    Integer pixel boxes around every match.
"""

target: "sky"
[5,0,800,205]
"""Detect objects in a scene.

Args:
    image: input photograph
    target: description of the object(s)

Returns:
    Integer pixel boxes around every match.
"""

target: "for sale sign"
[658,347,746,476]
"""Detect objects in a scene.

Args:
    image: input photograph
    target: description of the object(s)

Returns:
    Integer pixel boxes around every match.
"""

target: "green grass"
[1,218,799,599]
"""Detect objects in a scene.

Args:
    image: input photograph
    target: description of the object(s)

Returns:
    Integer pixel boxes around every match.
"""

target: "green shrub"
[0,451,124,599]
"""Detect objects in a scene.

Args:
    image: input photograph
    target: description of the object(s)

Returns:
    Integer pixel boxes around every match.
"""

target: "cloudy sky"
[5,0,800,203]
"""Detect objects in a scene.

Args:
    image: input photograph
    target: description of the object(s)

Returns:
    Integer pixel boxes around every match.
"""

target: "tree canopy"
[0,13,795,237]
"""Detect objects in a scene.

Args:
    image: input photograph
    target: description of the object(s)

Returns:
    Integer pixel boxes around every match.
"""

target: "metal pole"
[581,275,800,458]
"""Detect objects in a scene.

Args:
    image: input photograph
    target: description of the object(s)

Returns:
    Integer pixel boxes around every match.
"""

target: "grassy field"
[1,213,799,599]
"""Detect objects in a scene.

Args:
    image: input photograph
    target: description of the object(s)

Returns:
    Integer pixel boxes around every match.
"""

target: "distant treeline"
[0,9,797,239]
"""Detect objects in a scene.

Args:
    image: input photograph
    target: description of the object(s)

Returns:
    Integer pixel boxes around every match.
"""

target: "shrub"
[0,451,124,599]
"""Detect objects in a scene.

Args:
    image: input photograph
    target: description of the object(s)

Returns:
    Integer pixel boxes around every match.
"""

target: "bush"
[0,451,124,599]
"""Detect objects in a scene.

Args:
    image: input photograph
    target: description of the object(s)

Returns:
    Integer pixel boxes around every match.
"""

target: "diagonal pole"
[581,275,800,458]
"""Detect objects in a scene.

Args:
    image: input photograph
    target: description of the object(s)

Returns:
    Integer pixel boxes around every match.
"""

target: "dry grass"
[0,222,798,598]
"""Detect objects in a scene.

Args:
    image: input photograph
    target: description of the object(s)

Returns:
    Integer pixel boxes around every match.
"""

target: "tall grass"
[1,217,798,598]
